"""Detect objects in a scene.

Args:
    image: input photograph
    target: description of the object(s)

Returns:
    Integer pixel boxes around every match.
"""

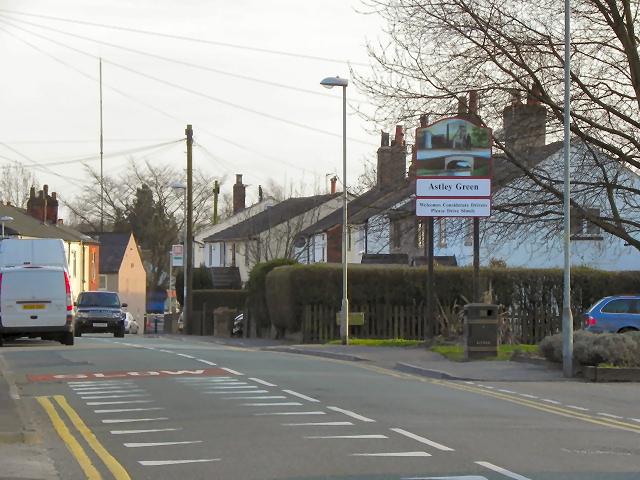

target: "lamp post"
[79,235,91,290]
[0,216,13,237]
[171,182,187,326]
[320,76,349,345]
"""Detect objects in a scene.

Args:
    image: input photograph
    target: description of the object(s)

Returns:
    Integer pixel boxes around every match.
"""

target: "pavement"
[0,335,573,479]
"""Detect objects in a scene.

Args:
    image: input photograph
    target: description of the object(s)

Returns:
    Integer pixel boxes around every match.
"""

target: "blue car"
[582,295,640,333]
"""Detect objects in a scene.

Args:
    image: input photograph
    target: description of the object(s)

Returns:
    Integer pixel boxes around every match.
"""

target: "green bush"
[175,266,214,306]
[539,331,640,367]
[247,258,299,329]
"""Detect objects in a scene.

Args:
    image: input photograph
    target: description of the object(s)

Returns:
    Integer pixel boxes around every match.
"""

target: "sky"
[0,1,390,219]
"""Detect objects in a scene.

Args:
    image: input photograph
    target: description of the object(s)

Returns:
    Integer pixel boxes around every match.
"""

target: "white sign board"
[416,198,491,217]
[416,178,491,197]
[172,244,183,267]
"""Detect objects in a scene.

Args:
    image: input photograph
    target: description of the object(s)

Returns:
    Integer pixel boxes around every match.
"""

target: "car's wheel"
[115,329,125,338]
[618,327,638,333]
[61,332,74,346]
[0,336,3,347]
[74,330,81,337]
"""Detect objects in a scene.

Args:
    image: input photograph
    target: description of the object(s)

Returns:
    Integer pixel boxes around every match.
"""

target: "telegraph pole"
[185,125,194,335]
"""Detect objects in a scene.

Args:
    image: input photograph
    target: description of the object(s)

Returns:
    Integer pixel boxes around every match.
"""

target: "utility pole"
[213,180,219,225]
[185,125,194,335]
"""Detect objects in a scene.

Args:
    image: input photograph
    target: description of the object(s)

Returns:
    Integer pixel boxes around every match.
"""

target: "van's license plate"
[22,305,45,310]
[93,323,108,327]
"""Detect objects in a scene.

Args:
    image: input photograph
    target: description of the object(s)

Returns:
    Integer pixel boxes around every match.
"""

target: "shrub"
[247,258,299,329]
[539,331,640,367]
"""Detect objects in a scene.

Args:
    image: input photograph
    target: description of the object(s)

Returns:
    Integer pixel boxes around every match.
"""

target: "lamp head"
[320,76,349,89]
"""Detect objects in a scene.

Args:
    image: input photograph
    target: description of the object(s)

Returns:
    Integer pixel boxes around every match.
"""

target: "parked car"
[582,295,640,333]
[74,291,127,338]
[124,312,139,334]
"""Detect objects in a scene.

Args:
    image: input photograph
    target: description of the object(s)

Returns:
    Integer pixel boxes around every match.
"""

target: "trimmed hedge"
[247,258,299,329]
[192,290,248,312]
[265,264,640,334]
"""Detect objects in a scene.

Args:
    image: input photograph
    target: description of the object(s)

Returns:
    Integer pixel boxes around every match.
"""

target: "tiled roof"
[87,232,132,273]
[0,203,90,241]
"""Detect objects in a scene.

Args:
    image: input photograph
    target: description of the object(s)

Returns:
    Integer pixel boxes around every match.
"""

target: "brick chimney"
[27,185,58,224]
[233,174,246,213]
[377,126,407,186]
[503,84,546,160]
[456,90,482,124]
[330,176,337,194]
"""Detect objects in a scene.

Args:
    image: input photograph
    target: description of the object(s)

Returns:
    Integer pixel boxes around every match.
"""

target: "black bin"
[464,303,499,360]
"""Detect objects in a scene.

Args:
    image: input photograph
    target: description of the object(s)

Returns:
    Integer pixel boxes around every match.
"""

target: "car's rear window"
[601,298,634,314]
[78,292,120,307]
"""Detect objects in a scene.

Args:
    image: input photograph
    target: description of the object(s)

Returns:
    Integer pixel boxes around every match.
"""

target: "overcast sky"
[0,1,390,217]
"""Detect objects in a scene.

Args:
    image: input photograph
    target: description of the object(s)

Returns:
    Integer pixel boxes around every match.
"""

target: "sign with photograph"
[415,117,492,218]
[172,244,184,267]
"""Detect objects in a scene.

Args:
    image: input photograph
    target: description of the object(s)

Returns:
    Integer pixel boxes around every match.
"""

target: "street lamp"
[320,76,349,345]
[171,182,188,326]
[0,216,13,237]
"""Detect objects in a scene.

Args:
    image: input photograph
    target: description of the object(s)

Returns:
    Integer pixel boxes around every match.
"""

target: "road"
[2,334,640,479]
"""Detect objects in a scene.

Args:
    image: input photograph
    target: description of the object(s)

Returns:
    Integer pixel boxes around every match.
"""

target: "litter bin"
[464,303,499,360]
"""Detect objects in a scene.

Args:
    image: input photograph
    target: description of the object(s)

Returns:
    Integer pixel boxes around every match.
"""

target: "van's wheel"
[61,332,74,346]
[74,330,81,337]
[0,336,3,347]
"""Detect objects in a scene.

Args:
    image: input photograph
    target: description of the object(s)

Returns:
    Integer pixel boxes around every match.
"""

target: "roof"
[204,193,340,242]
[87,232,133,274]
[299,179,415,236]
[0,203,90,242]
[492,140,564,190]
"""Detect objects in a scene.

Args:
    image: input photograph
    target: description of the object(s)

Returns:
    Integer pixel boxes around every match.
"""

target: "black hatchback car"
[74,291,127,338]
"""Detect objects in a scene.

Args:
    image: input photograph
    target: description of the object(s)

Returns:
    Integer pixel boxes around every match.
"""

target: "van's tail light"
[64,272,73,312]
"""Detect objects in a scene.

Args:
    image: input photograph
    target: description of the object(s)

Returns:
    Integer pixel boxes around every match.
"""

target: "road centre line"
[283,421,353,426]
[176,353,195,359]
[38,396,130,480]
[253,411,326,416]
[204,390,270,394]
[519,394,538,399]
[541,399,561,404]
[283,389,320,402]
[327,406,376,422]
[197,360,217,366]
[567,405,589,411]
[223,396,286,400]
[476,461,532,480]
[305,434,387,439]
[598,412,624,419]
[221,367,243,375]
[111,428,182,435]
[250,378,277,387]
[241,402,303,407]
[391,428,455,451]
[352,451,432,457]
[140,459,220,466]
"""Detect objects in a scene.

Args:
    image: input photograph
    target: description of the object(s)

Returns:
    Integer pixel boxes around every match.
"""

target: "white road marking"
[201,382,249,386]
[70,385,135,391]
[390,428,455,451]
[541,399,561,404]
[476,461,532,480]
[222,396,286,400]
[87,400,154,406]
[241,402,303,407]
[81,394,150,400]
[403,476,487,479]
[519,394,538,399]
[124,441,201,448]
[177,377,232,382]
[196,360,217,366]
[75,389,145,395]
[111,428,182,435]
[139,459,220,466]
[203,385,258,390]
[94,407,164,413]
[283,422,353,426]
[204,390,270,395]
[567,405,589,411]
[176,354,195,359]
[69,381,135,386]
[283,390,320,402]
[250,378,277,387]
[327,406,376,423]
[351,451,432,457]
[305,434,387,439]
[221,367,243,375]
[631,418,640,423]
[102,417,169,424]
[253,411,326,416]
[598,412,624,419]
[498,389,516,394]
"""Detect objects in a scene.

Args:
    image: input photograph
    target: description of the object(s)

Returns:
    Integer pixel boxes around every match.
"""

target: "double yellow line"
[36,396,130,480]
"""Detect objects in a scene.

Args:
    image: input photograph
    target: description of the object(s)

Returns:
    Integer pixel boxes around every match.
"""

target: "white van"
[0,265,75,346]
[0,238,69,271]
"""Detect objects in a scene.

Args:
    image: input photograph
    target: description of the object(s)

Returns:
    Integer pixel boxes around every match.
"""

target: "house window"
[245,241,250,266]
[437,218,447,248]
[416,220,426,249]
[392,219,401,249]
[321,234,326,262]
[231,243,237,267]
[464,219,473,246]
[99,274,107,290]
[91,252,96,281]
[72,251,77,278]
[571,207,602,240]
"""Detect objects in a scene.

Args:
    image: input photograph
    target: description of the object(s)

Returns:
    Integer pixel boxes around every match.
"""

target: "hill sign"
[415,117,492,217]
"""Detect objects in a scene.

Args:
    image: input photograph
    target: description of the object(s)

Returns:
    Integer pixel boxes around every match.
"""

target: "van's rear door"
[1,267,68,328]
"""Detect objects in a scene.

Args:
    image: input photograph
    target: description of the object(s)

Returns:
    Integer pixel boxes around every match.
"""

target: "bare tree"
[0,163,40,208]
[356,0,640,251]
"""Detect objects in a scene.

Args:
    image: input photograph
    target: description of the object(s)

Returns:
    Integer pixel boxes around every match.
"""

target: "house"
[202,191,343,284]
[88,232,147,322]
[197,174,276,269]
[0,185,100,296]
